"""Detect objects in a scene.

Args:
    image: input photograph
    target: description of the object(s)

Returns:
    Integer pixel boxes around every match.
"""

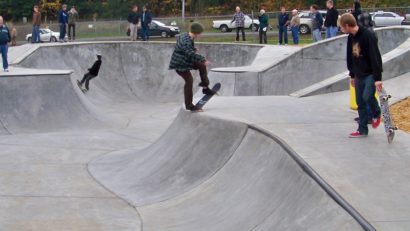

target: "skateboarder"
[78,54,102,91]
[340,13,382,138]
[169,22,215,112]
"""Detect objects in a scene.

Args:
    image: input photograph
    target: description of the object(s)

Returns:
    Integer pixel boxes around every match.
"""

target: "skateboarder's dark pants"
[80,72,97,90]
[176,62,209,108]
[355,74,381,134]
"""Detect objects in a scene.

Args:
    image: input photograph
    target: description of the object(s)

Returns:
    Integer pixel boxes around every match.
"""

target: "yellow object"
[350,84,379,110]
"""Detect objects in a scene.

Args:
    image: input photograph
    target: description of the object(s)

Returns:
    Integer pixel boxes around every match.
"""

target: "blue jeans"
[32,25,40,43]
[59,23,66,40]
[278,25,288,44]
[355,75,381,134]
[291,26,299,44]
[312,29,322,42]
[141,26,150,41]
[0,44,8,70]
[326,26,338,38]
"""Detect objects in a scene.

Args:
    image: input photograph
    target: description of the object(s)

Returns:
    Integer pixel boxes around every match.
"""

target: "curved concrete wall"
[89,110,365,231]
[210,26,410,97]
[19,42,262,103]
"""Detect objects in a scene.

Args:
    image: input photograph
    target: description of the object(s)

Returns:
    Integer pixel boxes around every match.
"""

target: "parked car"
[370,11,405,27]
[213,15,260,32]
[26,28,62,43]
[406,8,410,21]
[298,10,328,35]
[138,20,180,38]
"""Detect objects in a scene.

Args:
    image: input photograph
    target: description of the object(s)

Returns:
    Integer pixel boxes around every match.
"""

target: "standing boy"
[140,6,152,41]
[278,7,289,45]
[231,6,246,42]
[169,23,214,112]
[0,16,10,72]
[127,5,139,41]
[339,13,382,138]
[325,0,339,38]
[77,55,102,92]
[32,5,41,43]
[310,5,323,42]
[290,9,300,45]
[58,4,69,42]
[68,6,79,41]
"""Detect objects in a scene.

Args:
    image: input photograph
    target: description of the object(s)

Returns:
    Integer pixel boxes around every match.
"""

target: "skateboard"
[194,83,221,111]
[76,80,87,93]
[377,87,397,143]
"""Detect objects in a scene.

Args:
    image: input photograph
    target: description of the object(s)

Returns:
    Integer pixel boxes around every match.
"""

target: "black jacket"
[278,13,289,26]
[0,25,11,45]
[325,7,339,27]
[347,27,383,81]
[140,11,152,28]
[88,60,102,76]
[128,12,139,24]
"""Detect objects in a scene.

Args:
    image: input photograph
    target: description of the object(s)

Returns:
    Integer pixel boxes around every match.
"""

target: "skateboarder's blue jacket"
[169,33,205,72]
[0,25,10,45]
[347,26,383,81]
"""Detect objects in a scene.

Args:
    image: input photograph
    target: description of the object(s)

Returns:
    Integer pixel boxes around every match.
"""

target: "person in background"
[58,4,69,42]
[0,16,10,72]
[11,27,17,46]
[127,5,139,41]
[169,22,215,112]
[231,6,246,42]
[352,0,362,22]
[68,6,79,41]
[290,9,300,45]
[32,5,41,43]
[310,4,323,42]
[77,54,102,92]
[325,0,339,38]
[258,9,269,44]
[140,6,152,41]
[278,6,289,45]
[339,13,382,138]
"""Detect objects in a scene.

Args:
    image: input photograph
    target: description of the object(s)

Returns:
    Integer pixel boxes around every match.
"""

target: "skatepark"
[1,26,410,230]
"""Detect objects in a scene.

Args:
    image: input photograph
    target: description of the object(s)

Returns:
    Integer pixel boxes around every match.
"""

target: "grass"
[196,33,314,45]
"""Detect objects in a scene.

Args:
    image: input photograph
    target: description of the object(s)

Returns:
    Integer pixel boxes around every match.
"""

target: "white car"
[26,28,63,43]
[298,10,328,35]
[370,11,405,27]
[213,15,260,32]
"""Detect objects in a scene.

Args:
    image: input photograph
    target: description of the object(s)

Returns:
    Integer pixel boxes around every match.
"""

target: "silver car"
[26,28,62,43]
[370,11,405,27]
[298,10,328,35]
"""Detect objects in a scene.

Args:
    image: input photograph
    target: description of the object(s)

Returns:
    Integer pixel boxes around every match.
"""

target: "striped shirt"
[169,33,205,72]
[231,11,245,28]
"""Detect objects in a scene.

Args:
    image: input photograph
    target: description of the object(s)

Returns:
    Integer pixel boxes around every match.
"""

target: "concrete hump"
[0,70,102,134]
[88,110,248,206]
[89,110,368,231]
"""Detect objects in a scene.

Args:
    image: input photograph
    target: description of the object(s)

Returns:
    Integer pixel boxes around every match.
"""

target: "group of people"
[31,4,79,43]
[57,4,79,42]
[127,5,153,41]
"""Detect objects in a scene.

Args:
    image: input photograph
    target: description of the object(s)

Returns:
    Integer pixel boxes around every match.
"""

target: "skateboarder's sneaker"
[186,105,202,112]
[349,131,368,138]
[372,117,381,129]
[202,88,216,96]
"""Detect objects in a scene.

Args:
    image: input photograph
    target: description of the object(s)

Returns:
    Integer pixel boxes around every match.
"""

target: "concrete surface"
[0,27,409,231]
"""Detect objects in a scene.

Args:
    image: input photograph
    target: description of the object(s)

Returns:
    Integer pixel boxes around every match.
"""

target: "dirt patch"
[390,97,410,133]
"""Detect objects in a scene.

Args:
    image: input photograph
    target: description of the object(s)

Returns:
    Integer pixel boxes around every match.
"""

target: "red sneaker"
[372,117,381,129]
[349,131,368,138]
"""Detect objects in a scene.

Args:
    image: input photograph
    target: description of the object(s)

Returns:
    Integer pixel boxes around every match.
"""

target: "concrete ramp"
[89,111,370,231]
